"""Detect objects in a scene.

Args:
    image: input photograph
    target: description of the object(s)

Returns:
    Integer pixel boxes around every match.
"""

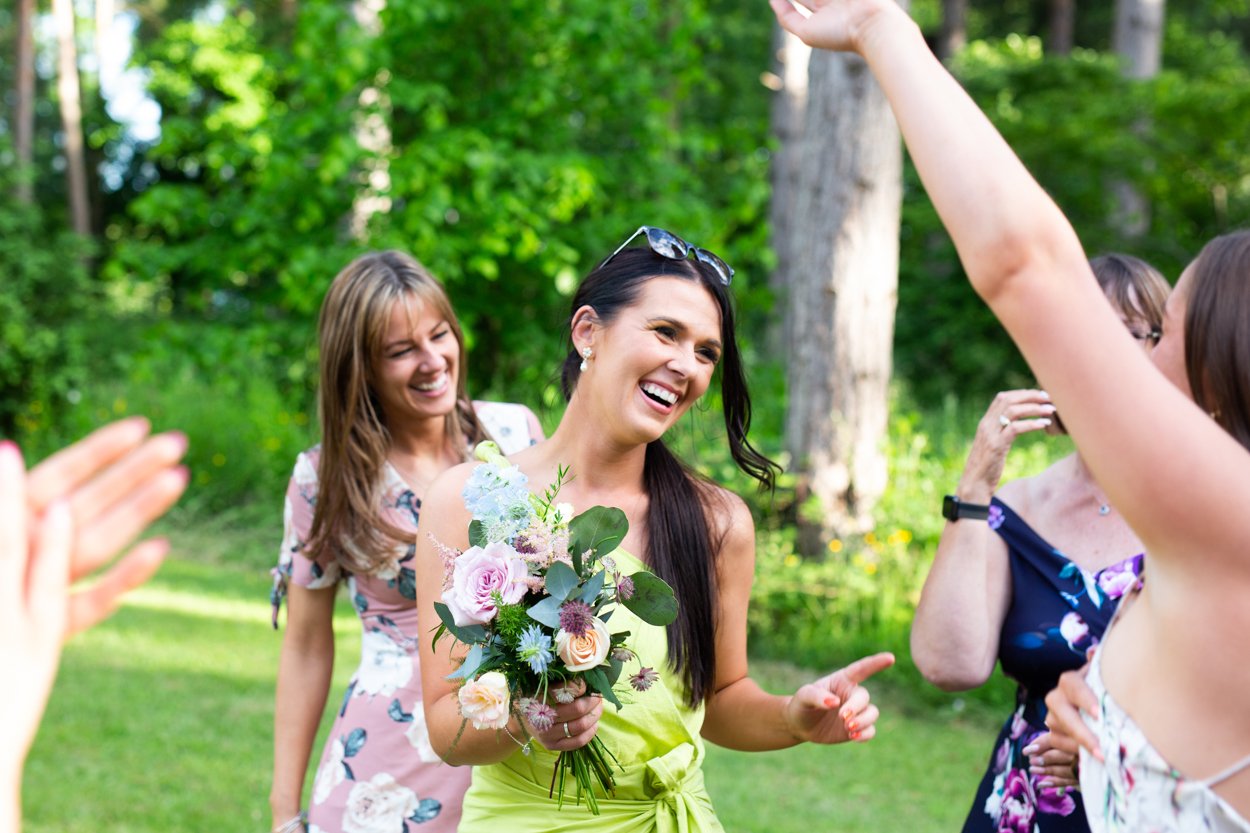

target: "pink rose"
[458,671,511,730]
[555,617,611,672]
[442,542,529,626]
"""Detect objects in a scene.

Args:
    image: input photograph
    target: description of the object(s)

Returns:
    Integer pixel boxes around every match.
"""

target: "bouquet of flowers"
[431,442,678,813]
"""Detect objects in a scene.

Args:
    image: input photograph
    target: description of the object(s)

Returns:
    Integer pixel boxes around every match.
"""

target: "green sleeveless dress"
[457,548,723,832]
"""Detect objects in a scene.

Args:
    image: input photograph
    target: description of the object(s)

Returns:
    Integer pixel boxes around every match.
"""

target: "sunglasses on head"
[598,226,734,286]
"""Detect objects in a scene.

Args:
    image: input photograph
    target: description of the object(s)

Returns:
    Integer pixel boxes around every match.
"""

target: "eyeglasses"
[598,226,734,286]
[1128,328,1162,346]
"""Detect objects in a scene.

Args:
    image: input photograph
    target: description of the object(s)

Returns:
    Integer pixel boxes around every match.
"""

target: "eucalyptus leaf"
[433,602,487,645]
[527,596,563,629]
[585,666,623,710]
[620,571,678,626]
[445,643,485,680]
[568,507,629,569]
[579,569,606,604]
[545,560,580,602]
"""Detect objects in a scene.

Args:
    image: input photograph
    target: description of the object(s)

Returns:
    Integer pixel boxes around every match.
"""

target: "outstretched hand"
[786,652,895,744]
[25,418,189,635]
[768,0,902,54]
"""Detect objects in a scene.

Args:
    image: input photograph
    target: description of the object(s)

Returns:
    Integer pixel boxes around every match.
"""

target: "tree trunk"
[53,0,91,236]
[785,32,904,552]
[765,24,811,362]
[936,0,967,61]
[14,0,36,204]
[1048,0,1075,56]
[348,0,391,241]
[1110,0,1165,238]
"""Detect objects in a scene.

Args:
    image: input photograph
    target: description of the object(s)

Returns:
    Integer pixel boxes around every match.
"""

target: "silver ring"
[562,721,572,739]
[998,414,1012,429]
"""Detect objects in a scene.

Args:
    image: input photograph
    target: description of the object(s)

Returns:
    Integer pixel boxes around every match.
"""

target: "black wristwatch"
[942,494,991,522]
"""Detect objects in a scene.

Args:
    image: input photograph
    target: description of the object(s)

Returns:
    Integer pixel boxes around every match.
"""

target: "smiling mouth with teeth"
[414,373,448,392]
[641,382,678,406]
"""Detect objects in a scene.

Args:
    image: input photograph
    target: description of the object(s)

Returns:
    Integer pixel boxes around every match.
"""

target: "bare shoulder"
[698,482,755,565]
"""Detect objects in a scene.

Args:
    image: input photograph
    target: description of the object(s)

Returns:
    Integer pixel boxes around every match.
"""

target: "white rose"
[1059,611,1089,649]
[405,705,442,763]
[342,773,419,833]
[555,617,611,672]
[458,671,512,730]
[312,738,346,804]
[355,629,413,697]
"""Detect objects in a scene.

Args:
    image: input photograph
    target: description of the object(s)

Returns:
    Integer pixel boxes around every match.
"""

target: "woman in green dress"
[415,229,894,831]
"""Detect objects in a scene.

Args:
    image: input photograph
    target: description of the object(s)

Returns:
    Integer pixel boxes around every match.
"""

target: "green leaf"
[579,569,606,605]
[585,666,622,710]
[568,506,629,571]
[606,656,624,686]
[433,602,487,644]
[620,571,678,627]
[545,561,579,602]
[445,643,485,680]
[468,520,487,548]
[527,596,563,629]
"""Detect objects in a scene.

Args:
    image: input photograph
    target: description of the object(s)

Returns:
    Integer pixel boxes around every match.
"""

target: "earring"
[579,347,593,372]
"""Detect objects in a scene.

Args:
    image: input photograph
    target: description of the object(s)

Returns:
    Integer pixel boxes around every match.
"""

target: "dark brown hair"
[561,246,778,706]
[1184,230,1250,451]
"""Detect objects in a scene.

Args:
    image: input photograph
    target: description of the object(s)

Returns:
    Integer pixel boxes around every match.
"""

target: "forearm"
[858,9,1083,299]
[270,635,334,818]
[701,677,798,752]
[423,693,525,766]
[911,522,1002,689]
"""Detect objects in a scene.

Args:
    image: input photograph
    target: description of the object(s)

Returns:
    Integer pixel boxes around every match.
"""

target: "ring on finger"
[562,721,572,739]
[998,414,1012,430]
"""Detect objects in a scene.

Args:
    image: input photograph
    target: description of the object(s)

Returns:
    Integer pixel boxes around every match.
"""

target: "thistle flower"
[616,575,635,601]
[611,646,635,663]
[629,667,659,692]
[557,599,594,637]
[523,699,557,732]
[517,625,554,675]
[552,686,577,704]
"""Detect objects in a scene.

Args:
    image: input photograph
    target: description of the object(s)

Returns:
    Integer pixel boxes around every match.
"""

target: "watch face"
[942,495,959,521]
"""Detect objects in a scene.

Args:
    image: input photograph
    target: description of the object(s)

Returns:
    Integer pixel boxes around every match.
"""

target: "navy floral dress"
[963,498,1144,833]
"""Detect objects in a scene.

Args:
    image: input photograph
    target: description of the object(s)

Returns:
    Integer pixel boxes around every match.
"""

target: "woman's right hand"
[523,681,604,752]
[769,0,906,54]
[1044,665,1104,761]
[955,390,1055,503]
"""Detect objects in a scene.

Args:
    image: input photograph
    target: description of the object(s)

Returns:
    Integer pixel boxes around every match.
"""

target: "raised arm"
[770,0,1250,566]
[911,391,1053,689]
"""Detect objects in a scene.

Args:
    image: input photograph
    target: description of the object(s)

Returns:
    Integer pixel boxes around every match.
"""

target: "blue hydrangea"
[462,461,535,541]
[517,625,553,675]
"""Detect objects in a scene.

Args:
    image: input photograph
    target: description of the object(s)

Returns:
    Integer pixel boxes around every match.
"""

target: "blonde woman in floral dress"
[269,251,542,833]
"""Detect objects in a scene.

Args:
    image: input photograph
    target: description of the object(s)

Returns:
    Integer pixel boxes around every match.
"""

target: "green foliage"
[0,143,95,439]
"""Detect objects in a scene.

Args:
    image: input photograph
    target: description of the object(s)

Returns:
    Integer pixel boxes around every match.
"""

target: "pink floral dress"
[270,402,539,833]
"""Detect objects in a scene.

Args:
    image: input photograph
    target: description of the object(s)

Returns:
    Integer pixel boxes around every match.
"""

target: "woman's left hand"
[785,652,895,744]
[1024,732,1079,789]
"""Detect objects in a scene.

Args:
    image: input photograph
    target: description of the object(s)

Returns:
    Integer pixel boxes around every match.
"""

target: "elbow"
[910,634,993,692]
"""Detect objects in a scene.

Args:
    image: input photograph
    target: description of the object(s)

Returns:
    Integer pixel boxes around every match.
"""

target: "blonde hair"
[308,251,488,575]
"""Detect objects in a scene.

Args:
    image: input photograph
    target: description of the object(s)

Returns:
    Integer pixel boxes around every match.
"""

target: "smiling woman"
[268,251,543,833]
[413,233,895,832]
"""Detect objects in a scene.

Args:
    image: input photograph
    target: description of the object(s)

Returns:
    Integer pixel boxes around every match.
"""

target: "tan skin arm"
[413,463,602,765]
[912,391,1053,690]
[269,582,337,826]
[771,0,1250,567]
[701,491,894,751]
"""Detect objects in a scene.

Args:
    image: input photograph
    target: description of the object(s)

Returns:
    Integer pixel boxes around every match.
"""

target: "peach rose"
[458,671,511,730]
[555,618,611,672]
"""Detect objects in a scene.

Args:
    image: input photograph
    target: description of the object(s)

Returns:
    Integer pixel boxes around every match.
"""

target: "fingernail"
[1040,419,1052,426]
[846,720,858,731]
[1030,756,1043,767]
[824,696,836,708]
[849,730,860,740]
[1022,744,1038,755]
[840,709,851,720]
[165,431,189,454]
[123,415,152,436]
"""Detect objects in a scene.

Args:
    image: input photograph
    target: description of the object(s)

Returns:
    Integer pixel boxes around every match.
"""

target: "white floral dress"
[271,402,539,833]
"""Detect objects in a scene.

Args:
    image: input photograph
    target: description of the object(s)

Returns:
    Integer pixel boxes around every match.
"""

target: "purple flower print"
[988,505,1005,530]
[1034,780,1077,816]
[1096,554,1143,600]
[997,770,1037,833]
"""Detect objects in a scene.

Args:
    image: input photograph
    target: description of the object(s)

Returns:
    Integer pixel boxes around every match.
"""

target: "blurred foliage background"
[5,0,1250,690]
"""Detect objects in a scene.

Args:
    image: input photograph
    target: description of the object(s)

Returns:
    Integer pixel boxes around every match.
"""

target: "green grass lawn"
[24,515,999,832]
